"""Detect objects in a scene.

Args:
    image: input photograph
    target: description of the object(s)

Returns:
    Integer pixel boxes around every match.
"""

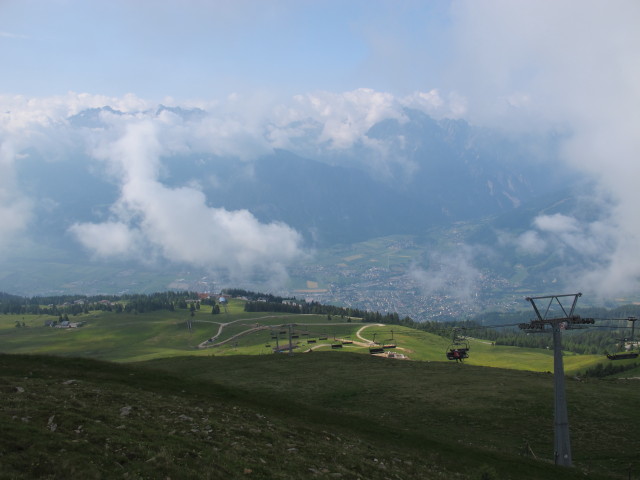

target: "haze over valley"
[1,1,639,319]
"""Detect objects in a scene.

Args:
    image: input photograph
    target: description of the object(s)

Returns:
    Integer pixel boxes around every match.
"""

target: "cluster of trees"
[0,291,202,315]
[0,292,93,315]
[242,295,406,325]
[121,292,202,313]
[244,301,301,314]
[222,288,289,303]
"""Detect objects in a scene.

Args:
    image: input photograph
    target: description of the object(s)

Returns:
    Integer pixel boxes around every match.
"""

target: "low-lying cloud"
[449,0,640,297]
[0,89,461,286]
[409,246,482,304]
[70,118,304,283]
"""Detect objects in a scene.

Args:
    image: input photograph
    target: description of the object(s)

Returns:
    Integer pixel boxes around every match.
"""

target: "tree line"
[0,291,201,315]
[3,288,636,355]
[243,297,404,325]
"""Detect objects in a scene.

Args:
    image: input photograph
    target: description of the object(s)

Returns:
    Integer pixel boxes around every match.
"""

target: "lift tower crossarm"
[525,292,581,321]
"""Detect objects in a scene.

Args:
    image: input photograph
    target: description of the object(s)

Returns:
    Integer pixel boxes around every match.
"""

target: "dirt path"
[199,325,269,348]
[304,343,331,352]
[197,316,281,348]
[197,317,362,349]
[198,317,389,351]
[356,323,385,343]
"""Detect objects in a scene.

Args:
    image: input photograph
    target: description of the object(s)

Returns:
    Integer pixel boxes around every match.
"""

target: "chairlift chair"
[606,352,639,360]
[382,336,397,349]
[607,317,638,360]
[446,347,469,361]
[382,330,396,349]
[606,339,638,360]
[445,328,470,361]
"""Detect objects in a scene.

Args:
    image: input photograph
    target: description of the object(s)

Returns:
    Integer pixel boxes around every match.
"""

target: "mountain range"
[2,103,611,316]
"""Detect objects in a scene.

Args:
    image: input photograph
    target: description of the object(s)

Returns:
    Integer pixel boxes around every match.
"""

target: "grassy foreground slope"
[3,353,637,480]
[2,299,638,478]
[144,353,639,479]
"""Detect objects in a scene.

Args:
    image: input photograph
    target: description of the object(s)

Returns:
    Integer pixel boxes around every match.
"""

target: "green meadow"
[0,301,625,374]
[1,298,639,479]
[2,351,638,479]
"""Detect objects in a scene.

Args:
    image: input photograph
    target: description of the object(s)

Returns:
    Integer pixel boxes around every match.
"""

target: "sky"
[0,0,452,101]
[1,0,640,297]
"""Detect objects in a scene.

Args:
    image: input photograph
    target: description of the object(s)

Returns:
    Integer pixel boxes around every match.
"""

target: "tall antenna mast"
[519,293,594,467]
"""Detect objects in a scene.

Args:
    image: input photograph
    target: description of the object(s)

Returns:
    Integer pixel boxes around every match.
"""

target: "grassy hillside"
[1,352,638,479]
[2,301,639,478]
[0,303,622,375]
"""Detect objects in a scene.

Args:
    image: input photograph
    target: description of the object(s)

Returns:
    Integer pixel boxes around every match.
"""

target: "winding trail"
[197,315,283,348]
[355,323,385,343]
[197,319,411,360]
[354,323,411,358]
[196,316,370,349]
[197,319,414,359]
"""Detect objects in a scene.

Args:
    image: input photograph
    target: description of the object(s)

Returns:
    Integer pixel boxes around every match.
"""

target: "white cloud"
[516,230,547,255]
[505,213,620,294]
[496,229,548,256]
[533,214,580,235]
[0,93,149,132]
[261,88,463,179]
[449,0,640,296]
[279,88,460,151]
[526,212,638,295]
[1,88,468,182]
[0,139,32,249]
[69,221,142,258]
[409,246,482,302]
[400,90,444,112]
[70,117,305,283]
[0,89,464,268]
[306,89,403,149]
